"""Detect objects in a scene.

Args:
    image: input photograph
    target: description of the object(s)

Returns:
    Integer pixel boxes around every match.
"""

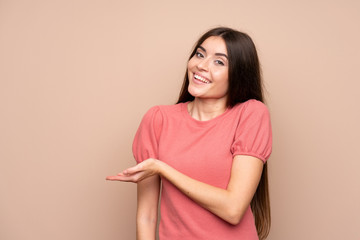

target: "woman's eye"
[215,60,224,66]
[195,51,204,58]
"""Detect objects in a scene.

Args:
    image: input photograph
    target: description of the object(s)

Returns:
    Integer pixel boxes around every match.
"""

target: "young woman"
[107,27,272,240]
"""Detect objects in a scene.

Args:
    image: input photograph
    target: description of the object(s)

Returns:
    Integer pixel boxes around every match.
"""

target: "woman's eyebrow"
[198,46,228,59]
[215,53,228,59]
[198,46,206,52]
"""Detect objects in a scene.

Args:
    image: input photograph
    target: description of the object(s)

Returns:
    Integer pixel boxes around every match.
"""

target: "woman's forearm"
[156,156,263,225]
[157,161,241,224]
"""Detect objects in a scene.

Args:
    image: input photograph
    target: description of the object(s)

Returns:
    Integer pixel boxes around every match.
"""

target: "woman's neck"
[187,98,227,121]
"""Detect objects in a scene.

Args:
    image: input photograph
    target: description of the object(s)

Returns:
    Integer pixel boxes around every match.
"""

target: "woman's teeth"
[194,74,210,84]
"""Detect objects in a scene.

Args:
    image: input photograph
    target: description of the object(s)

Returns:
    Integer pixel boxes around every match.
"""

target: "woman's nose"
[197,58,210,71]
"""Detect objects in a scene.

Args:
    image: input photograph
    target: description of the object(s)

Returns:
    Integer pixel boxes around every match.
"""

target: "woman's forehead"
[199,36,227,55]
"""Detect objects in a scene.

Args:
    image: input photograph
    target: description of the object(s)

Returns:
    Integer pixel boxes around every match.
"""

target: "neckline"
[181,101,231,126]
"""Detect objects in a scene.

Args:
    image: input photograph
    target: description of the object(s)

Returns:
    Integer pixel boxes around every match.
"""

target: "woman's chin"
[188,86,206,98]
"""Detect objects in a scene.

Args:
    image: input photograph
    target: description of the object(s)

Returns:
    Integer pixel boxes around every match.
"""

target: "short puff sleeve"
[132,106,163,163]
[231,100,272,163]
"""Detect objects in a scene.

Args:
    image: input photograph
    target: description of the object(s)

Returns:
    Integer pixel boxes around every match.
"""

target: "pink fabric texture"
[132,99,272,240]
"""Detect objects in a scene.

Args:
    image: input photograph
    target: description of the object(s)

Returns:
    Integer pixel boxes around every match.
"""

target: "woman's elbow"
[226,214,242,225]
[224,206,246,225]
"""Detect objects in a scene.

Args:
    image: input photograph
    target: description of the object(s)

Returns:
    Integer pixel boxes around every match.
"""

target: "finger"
[123,164,143,175]
[106,175,119,180]
[106,173,129,180]
[106,175,136,182]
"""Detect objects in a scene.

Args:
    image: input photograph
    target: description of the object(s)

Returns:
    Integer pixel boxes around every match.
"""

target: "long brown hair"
[177,27,271,239]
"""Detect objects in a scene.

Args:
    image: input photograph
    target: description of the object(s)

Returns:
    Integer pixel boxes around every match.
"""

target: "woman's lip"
[193,77,206,85]
[193,73,211,84]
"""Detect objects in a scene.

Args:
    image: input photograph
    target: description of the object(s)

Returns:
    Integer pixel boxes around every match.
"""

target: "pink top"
[132,99,272,240]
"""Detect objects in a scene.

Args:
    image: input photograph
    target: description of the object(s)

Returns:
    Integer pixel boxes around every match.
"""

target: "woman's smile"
[193,73,211,84]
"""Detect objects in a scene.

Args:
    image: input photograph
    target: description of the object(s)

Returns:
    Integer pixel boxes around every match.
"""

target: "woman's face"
[187,36,229,102]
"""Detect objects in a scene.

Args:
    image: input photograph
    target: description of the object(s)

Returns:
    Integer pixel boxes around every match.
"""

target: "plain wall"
[1,0,359,239]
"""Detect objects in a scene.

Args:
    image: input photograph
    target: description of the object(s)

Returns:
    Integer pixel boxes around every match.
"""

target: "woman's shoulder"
[142,103,185,120]
[233,99,269,113]
[230,99,270,121]
[147,102,185,115]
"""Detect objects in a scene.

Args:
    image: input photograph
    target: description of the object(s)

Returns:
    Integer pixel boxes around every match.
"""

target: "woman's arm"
[162,155,263,225]
[135,175,160,240]
[108,155,263,225]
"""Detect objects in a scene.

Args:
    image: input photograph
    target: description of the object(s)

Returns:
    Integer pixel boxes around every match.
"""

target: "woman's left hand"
[106,158,161,183]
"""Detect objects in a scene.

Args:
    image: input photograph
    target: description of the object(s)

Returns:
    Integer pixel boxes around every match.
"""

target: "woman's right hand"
[106,158,163,183]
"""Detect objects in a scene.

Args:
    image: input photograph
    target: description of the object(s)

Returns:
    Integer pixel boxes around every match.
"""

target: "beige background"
[1,0,359,239]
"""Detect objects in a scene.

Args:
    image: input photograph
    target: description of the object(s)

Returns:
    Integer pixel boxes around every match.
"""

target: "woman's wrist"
[154,159,166,178]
